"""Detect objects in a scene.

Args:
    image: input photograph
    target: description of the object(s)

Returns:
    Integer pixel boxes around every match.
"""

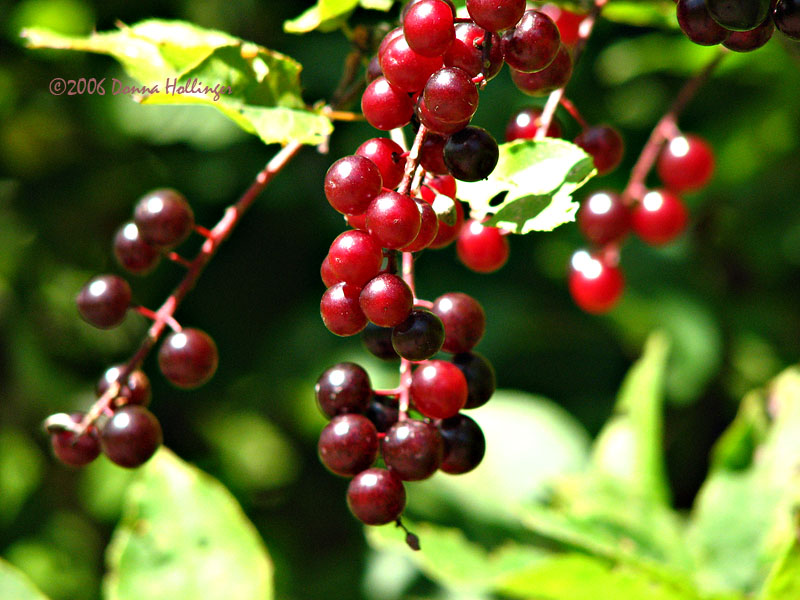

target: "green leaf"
[0,429,43,525]
[760,532,800,600]
[407,389,590,524]
[366,519,545,593]
[708,390,769,472]
[455,139,595,234]
[601,0,681,29]
[21,20,332,145]
[284,0,395,34]
[591,331,672,506]
[0,558,50,600]
[104,448,273,600]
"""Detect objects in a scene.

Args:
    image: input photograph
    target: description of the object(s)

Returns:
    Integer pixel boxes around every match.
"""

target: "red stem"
[621,50,726,206]
[75,139,304,434]
[559,96,589,129]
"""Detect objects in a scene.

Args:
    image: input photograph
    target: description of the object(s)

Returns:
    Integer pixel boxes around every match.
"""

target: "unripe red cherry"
[403,0,455,57]
[97,365,152,407]
[466,0,526,32]
[158,328,219,389]
[630,189,689,246]
[574,125,625,175]
[366,190,422,250]
[323,155,383,215]
[432,292,486,354]
[362,77,414,130]
[321,282,368,337]
[443,22,504,80]
[355,138,406,190]
[113,222,161,275]
[456,220,510,273]
[501,10,561,73]
[327,230,383,287]
[318,414,379,477]
[359,273,414,327]
[539,4,586,47]
[410,359,468,419]
[379,35,443,93]
[656,134,715,193]
[505,106,562,141]
[577,191,631,246]
[568,250,624,314]
[510,44,573,96]
[400,199,439,252]
[346,468,406,525]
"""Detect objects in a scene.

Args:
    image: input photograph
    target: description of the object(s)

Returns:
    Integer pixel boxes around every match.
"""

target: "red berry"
[158,328,219,389]
[324,155,383,215]
[505,106,562,141]
[346,468,406,525]
[359,273,414,327]
[382,419,444,481]
[328,230,383,287]
[723,17,774,51]
[539,4,586,47]
[423,67,479,125]
[403,0,455,57]
[510,44,573,96]
[318,414,379,477]
[410,359,468,419]
[501,10,561,73]
[630,189,689,246]
[362,77,414,130]
[315,362,372,418]
[677,0,731,45]
[656,134,715,193]
[51,413,101,467]
[419,133,449,175]
[400,199,439,252]
[466,0,526,32]
[457,220,510,273]
[321,254,342,288]
[568,250,624,313]
[574,125,625,175]
[366,190,422,250]
[100,406,162,468]
[113,222,161,275]
[577,191,631,246]
[432,292,486,353]
[97,365,152,408]
[321,282,368,336]
[133,189,194,249]
[355,138,406,190]
[443,22,504,80]
[76,274,132,329]
[380,35,443,93]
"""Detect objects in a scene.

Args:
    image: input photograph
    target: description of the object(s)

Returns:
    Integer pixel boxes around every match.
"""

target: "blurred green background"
[1,0,800,598]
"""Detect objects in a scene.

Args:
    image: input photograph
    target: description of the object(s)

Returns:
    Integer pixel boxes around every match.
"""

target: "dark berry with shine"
[362,324,400,360]
[438,413,486,474]
[318,414,379,477]
[706,0,770,31]
[775,0,800,40]
[577,191,631,246]
[365,395,400,432]
[100,406,163,468]
[391,308,445,361]
[677,0,731,45]
[76,274,132,329]
[723,17,774,51]
[452,352,496,409]
[315,362,372,418]
[574,125,625,175]
[113,222,161,275]
[51,413,101,467]
[432,292,486,354]
[410,359,468,419]
[97,365,152,407]
[382,419,444,481]
[501,10,560,73]
[347,468,406,525]
[321,282,368,337]
[443,126,499,182]
[158,328,219,389]
[133,189,194,249]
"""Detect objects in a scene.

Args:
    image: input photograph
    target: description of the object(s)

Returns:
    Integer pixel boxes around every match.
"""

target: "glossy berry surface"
[100,406,163,468]
[568,250,625,314]
[382,419,444,481]
[677,0,731,45]
[444,22,504,80]
[577,191,631,246]
[324,155,383,215]
[133,189,194,249]
[423,67,479,125]
[505,106,562,141]
[706,0,770,31]
[328,230,383,287]
[775,0,800,40]
[457,220,510,273]
[574,125,625,175]
[361,77,414,130]
[416,96,472,135]
[97,365,152,407]
[443,127,500,182]
[438,413,486,474]
[321,282,368,336]
[452,352,496,409]
[51,413,101,467]
[365,395,400,432]
[510,44,572,96]
[379,35,443,92]
[501,10,560,73]
[366,190,421,249]
[158,328,219,388]
[631,190,689,246]
[362,324,400,360]
[419,133,449,175]
[315,362,372,418]
[400,199,439,252]
[320,254,342,288]
[466,0,526,32]
[391,308,445,361]
[318,414,379,477]
[723,17,774,51]
[657,135,715,192]
[356,138,406,190]
[113,222,161,275]
[76,274,131,329]
[539,4,585,46]
[403,0,455,57]
[359,273,413,327]
[347,468,406,525]
[432,292,486,353]
[410,359,468,419]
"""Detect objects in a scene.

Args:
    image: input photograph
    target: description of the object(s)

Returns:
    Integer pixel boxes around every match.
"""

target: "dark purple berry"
[432,292,486,354]
[100,406,162,468]
[382,419,444,480]
[318,414,379,477]
[346,468,406,525]
[113,222,161,275]
[97,365,152,407]
[315,362,372,418]
[438,413,486,474]
[158,328,219,389]
[51,413,101,467]
[452,352,496,409]
[391,308,445,361]
[133,189,194,249]
[443,126,499,182]
[76,274,131,329]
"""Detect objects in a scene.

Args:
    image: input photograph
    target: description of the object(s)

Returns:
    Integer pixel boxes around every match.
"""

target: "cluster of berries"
[49,189,219,468]
[677,0,800,50]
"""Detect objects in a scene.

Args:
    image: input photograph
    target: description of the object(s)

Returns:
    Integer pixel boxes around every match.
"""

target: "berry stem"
[536,0,608,139]
[194,224,213,238]
[165,251,193,268]
[72,139,304,436]
[559,96,589,129]
[621,50,726,205]
[133,305,182,332]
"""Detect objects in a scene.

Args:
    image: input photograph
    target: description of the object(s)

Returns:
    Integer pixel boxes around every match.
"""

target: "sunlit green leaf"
[0,429,44,525]
[284,0,395,34]
[455,139,595,234]
[0,558,50,600]
[760,532,800,600]
[104,448,273,600]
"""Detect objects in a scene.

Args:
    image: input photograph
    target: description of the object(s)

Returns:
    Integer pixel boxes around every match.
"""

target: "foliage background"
[1,0,800,598]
